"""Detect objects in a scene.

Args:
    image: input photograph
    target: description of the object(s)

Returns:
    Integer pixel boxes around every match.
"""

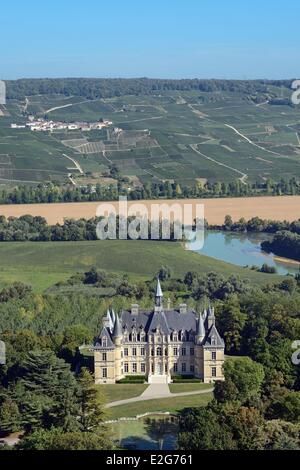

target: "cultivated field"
[2,86,300,185]
[0,239,280,292]
[0,195,300,225]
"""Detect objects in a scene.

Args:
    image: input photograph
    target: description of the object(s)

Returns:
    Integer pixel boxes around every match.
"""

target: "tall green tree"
[223,357,265,403]
[77,368,107,432]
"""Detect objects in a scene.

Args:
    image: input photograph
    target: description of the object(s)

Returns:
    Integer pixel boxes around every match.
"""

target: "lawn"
[107,392,213,420]
[169,383,213,393]
[99,384,148,403]
[0,240,280,292]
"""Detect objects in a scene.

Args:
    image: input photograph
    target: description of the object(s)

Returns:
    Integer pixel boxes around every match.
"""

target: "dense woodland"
[0,215,182,242]
[0,266,300,449]
[5,78,293,101]
[262,231,300,262]
[210,214,300,234]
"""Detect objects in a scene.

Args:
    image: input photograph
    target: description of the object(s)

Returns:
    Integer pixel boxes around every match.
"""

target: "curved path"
[190,143,248,183]
[106,384,213,408]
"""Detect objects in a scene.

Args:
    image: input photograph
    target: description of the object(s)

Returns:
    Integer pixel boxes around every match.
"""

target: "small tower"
[155,278,163,309]
[207,306,215,329]
[112,314,122,346]
[194,311,206,380]
[103,309,113,332]
[196,313,205,344]
[110,308,116,326]
[112,313,123,381]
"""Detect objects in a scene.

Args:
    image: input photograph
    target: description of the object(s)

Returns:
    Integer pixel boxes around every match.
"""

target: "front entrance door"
[156,363,163,375]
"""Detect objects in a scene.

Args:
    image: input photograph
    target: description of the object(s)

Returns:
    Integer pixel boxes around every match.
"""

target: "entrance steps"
[148,374,170,384]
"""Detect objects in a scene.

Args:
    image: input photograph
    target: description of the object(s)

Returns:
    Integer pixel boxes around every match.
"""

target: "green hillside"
[0,240,281,292]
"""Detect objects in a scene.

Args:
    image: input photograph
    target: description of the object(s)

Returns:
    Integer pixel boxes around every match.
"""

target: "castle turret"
[196,313,205,344]
[155,278,163,309]
[112,313,122,345]
[110,308,116,325]
[112,313,123,381]
[194,312,205,379]
[207,306,215,329]
[103,309,114,332]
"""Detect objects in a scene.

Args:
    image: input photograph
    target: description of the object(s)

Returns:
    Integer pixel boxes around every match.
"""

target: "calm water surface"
[188,230,300,276]
[111,415,178,450]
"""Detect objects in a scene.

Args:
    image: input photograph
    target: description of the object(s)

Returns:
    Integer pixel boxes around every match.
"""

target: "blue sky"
[1,0,299,79]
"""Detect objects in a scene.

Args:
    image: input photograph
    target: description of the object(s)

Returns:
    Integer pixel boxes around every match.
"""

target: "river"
[189,230,300,276]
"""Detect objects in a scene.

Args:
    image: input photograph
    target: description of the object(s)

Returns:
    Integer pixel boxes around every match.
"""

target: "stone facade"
[93,280,225,384]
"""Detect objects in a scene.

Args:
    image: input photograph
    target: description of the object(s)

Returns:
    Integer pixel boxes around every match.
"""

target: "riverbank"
[0,195,300,225]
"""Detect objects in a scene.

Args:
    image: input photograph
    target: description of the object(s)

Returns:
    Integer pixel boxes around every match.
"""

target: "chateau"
[93,280,225,384]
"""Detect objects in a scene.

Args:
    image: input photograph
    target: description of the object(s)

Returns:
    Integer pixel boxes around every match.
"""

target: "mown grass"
[99,384,148,403]
[107,392,213,420]
[169,383,213,393]
[0,240,280,292]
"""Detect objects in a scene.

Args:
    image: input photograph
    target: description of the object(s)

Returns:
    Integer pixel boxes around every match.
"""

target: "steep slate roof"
[196,314,205,338]
[203,324,224,348]
[120,309,197,335]
[112,314,122,338]
[148,310,171,335]
[94,326,115,349]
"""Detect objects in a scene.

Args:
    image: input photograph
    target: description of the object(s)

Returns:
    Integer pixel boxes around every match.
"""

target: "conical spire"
[110,308,116,325]
[113,313,122,339]
[155,277,163,307]
[196,313,205,341]
[156,278,163,297]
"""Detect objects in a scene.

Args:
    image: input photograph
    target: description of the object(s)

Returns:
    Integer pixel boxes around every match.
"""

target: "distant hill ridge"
[5,78,294,100]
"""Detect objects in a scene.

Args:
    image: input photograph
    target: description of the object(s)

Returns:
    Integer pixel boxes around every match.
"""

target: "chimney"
[179,303,187,315]
[207,306,215,329]
[131,304,139,316]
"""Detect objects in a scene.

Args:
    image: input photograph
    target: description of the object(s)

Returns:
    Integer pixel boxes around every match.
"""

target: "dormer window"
[102,337,107,347]
[211,336,216,346]
[173,333,178,342]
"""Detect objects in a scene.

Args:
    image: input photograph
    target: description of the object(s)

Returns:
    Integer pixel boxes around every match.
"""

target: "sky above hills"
[1,0,299,79]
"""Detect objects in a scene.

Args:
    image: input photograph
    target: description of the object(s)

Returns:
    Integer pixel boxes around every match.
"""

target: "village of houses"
[11,117,113,132]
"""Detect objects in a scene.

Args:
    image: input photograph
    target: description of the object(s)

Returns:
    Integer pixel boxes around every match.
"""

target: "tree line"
[0,215,182,242]
[5,78,292,101]
[262,231,300,262]
[209,214,300,234]
[1,177,300,206]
